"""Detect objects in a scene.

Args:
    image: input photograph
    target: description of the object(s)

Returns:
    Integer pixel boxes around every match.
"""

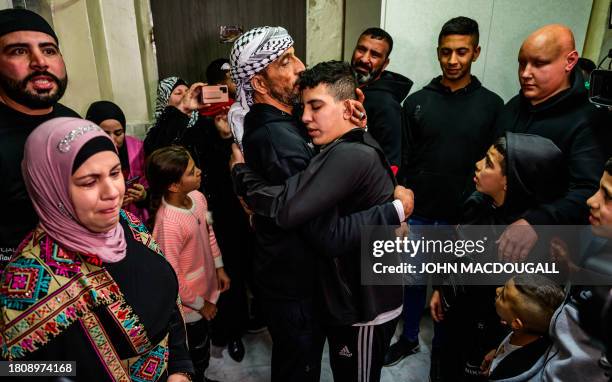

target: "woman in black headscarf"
[86,100,150,223]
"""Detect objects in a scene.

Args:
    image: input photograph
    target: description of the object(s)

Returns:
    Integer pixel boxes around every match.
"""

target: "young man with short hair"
[228,27,412,382]
[232,60,406,382]
[390,16,504,375]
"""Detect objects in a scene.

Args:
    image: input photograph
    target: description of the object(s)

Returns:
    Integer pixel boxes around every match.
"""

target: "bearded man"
[0,8,78,259]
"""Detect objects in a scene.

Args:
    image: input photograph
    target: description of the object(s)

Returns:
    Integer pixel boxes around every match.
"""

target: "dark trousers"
[326,318,398,382]
[186,319,211,382]
[210,219,251,346]
[264,298,325,382]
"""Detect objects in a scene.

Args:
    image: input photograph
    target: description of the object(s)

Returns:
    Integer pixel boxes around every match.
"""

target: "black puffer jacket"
[362,70,413,170]
[494,70,604,225]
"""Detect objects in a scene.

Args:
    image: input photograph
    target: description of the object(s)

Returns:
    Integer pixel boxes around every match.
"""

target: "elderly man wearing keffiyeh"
[227,26,389,382]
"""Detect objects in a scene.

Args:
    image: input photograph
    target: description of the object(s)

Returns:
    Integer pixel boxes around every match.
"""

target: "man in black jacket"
[494,24,605,261]
[390,16,504,369]
[228,28,412,382]
[351,27,413,174]
[0,9,79,262]
[232,60,405,382]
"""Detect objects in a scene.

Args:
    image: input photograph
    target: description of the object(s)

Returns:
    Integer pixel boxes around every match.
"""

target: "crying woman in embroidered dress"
[0,117,195,382]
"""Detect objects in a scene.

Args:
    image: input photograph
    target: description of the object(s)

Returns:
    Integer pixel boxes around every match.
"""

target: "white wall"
[343,0,382,61]
[381,0,593,102]
[306,0,344,66]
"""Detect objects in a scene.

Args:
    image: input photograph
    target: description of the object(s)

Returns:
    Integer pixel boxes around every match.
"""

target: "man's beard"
[269,83,300,106]
[0,71,68,109]
[352,64,383,85]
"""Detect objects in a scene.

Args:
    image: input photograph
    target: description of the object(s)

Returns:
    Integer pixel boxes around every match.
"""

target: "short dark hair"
[605,157,612,175]
[359,27,393,58]
[206,58,230,85]
[298,60,357,101]
[493,136,507,175]
[511,274,565,334]
[146,145,191,228]
[438,16,479,47]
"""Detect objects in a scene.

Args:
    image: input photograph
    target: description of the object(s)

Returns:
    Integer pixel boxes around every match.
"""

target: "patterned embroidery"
[121,210,163,256]
[1,268,118,359]
[81,313,131,382]
[127,337,168,382]
[0,258,51,311]
[1,214,171,382]
[107,300,151,354]
[38,236,82,278]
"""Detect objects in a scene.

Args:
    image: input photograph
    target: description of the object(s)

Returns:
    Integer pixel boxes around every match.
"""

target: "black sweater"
[494,70,604,225]
[400,76,503,223]
[362,70,413,170]
[234,129,402,325]
[0,102,79,258]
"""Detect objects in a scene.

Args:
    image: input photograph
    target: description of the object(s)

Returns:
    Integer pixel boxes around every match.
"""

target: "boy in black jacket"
[232,61,405,382]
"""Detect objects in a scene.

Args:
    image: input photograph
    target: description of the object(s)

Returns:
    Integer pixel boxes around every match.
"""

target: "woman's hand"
[200,301,217,321]
[214,107,232,138]
[126,183,147,203]
[217,267,231,293]
[177,82,210,115]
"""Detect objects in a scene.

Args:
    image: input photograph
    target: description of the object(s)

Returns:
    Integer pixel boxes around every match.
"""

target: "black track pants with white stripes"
[326,318,398,382]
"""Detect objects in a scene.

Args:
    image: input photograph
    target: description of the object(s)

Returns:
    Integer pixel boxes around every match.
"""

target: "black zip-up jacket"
[0,102,79,258]
[362,70,413,171]
[233,128,402,326]
[238,104,400,303]
[494,70,604,225]
[400,76,503,223]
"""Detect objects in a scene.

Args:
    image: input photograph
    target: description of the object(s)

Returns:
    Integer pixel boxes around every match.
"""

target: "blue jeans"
[400,216,451,347]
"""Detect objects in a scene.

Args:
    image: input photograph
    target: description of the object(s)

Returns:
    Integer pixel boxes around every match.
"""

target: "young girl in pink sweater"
[147,145,230,381]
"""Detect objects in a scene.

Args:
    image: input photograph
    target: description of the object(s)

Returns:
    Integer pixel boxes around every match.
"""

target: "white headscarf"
[228,26,294,149]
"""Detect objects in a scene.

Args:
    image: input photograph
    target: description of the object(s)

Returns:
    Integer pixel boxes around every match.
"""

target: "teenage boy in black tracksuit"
[233,61,404,382]
[391,17,503,372]
[231,33,410,381]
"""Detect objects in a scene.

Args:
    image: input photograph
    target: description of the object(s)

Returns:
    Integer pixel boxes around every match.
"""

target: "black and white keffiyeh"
[228,26,294,149]
[155,76,198,128]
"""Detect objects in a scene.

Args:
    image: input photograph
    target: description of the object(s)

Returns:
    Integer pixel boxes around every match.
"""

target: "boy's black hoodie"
[400,76,503,223]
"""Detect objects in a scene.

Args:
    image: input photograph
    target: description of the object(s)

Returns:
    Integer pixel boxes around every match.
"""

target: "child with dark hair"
[147,145,230,382]
[481,275,564,381]
[429,132,565,381]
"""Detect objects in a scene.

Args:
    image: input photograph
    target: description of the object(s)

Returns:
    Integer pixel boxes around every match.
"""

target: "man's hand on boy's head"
[497,219,538,262]
[347,88,367,128]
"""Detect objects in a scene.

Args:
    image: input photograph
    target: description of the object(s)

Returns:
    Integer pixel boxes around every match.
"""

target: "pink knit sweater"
[153,190,223,323]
